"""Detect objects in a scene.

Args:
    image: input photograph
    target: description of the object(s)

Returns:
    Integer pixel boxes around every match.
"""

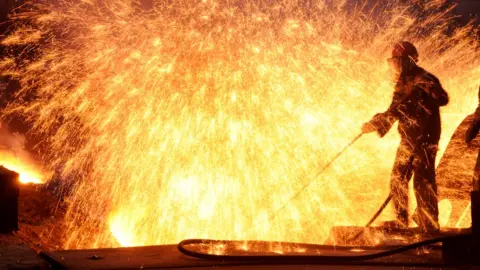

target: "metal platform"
[40,245,451,269]
[324,226,470,246]
[39,228,469,270]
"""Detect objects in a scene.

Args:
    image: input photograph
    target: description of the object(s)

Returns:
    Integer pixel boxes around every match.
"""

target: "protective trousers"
[474,151,480,191]
[391,139,439,228]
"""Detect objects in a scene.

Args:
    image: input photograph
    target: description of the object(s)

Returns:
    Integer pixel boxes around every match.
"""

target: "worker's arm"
[417,74,449,106]
[362,91,402,137]
[466,106,480,144]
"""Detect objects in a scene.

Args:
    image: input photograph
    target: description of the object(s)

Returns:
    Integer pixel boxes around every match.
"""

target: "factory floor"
[0,183,65,269]
[0,234,50,269]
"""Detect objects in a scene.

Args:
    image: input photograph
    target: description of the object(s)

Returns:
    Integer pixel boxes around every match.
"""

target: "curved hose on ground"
[177,234,468,263]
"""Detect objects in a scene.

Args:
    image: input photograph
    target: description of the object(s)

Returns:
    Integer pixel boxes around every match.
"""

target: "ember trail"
[1,0,479,249]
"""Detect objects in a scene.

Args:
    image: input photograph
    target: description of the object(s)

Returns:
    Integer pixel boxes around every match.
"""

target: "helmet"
[392,41,419,62]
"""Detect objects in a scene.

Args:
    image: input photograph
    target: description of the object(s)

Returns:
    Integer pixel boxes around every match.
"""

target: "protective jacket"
[369,67,449,145]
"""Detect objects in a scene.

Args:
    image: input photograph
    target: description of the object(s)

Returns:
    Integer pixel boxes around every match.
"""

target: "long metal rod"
[364,154,415,228]
[269,132,364,220]
[267,91,418,221]
[348,154,415,242]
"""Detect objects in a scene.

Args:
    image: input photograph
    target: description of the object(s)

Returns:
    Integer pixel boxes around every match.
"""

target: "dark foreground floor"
[1,228,472,270]
[0,234,50,269]
[38,240,462,270]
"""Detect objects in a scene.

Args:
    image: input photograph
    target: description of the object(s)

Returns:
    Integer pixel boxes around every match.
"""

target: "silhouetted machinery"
[0,166,19,233]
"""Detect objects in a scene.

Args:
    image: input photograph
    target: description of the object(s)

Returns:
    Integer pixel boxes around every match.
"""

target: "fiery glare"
[1,0,480,249]
[0,151,46,184]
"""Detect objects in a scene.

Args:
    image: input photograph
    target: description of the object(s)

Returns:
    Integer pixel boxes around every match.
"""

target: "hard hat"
[392,41,419,62]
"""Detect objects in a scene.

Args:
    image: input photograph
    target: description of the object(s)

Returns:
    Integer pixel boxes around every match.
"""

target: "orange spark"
[0,0,479,249]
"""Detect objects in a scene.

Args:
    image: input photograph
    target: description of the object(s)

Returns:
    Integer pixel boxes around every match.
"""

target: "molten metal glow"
[1,0,480,249]
[0,151,45,184]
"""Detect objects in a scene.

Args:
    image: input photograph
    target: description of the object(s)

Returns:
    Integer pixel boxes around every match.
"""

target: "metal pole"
[269,132,364,221]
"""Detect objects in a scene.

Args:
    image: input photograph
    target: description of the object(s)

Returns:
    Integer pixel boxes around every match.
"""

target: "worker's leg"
[391,140,415,225]
[413,143,439,231]
[474,152,480,191]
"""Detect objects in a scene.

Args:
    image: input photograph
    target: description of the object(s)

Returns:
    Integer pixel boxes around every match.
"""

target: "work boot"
[379,220,408,230]
[412,209,440,233]
[422,222,440,233]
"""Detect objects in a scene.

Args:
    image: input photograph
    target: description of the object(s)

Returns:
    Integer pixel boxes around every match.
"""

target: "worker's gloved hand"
[466,106,480,144]
[362,122,377,133]
[362,112,393,137]
[466,121,480,144]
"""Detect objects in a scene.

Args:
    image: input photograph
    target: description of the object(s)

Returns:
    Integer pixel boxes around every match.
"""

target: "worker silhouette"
[465,87,480,192]
[362,41,449,232]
